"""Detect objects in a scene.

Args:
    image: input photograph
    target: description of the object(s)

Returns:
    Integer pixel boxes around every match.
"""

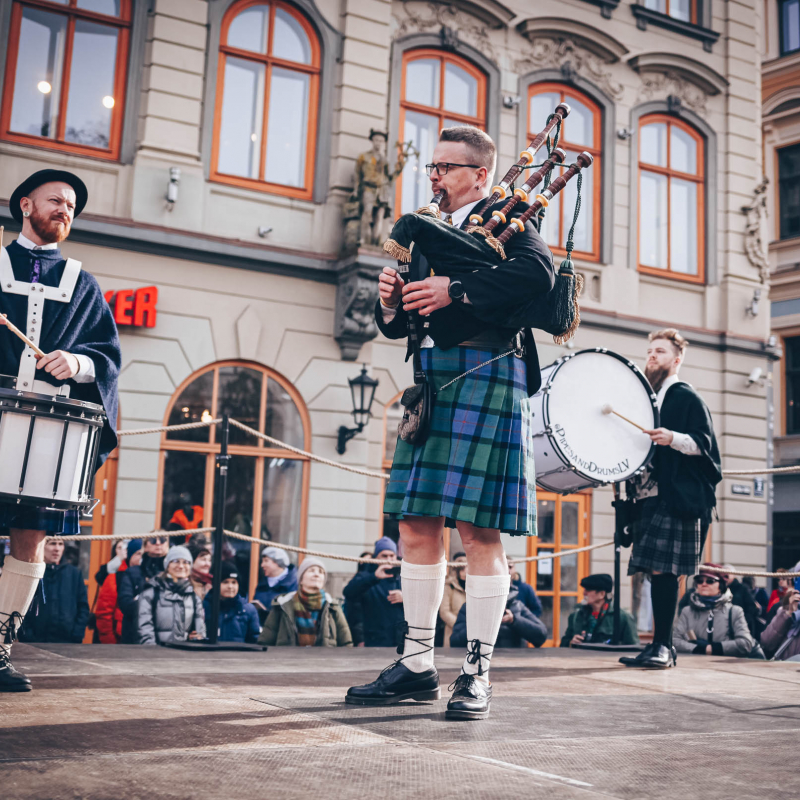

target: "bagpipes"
[383,102,593,344]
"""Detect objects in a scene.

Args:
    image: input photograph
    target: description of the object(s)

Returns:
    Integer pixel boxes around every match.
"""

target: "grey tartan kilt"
[627,497,710,577]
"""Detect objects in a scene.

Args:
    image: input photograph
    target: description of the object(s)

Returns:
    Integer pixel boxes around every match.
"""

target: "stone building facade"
[762,0,800,573]
[0,0,771,642]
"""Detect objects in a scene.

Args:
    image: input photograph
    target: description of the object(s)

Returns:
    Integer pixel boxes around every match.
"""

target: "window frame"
[209,0,321,200]
[395,47,488,218]
[780,0,800,56]
[637,113,706,284]
[777,140,800,241]
[156,359,311,598]
[645,0,698,23]
[0,0,132,160]
[527,82,603,263]
[785,335,800,436]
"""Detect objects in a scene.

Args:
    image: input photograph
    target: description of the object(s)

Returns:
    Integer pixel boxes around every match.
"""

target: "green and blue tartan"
[384,346,537,536]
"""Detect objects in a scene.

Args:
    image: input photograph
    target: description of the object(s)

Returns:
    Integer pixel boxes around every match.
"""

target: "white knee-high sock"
[399,559,447,673]
[462,572,511,686]
[0,556,45,656]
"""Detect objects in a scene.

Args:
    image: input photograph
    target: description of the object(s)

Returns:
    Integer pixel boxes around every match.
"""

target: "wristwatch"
[448,279,466,302]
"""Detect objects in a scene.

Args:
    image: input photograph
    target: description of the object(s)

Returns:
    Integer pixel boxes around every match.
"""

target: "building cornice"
[628,52,728,95]
[516,17,629,63]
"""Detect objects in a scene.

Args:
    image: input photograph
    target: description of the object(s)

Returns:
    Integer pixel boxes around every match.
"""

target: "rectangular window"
[1,0,130,160]
[778,143,800,240]
[643,0,696,23]
[787,337,800,435]
[781,0,800,54]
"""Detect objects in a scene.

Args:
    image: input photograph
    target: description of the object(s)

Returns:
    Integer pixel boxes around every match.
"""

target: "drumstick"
[601,403,647,433]
[0,314,46,358]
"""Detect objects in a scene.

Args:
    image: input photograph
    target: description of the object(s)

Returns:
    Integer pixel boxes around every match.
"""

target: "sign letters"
[105,286,158,328]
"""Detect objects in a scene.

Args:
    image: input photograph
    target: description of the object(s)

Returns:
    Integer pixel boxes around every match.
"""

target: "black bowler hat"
[9,169,88,224]
[580,573,614,594]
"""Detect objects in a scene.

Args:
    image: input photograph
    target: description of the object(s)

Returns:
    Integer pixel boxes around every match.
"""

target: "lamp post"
[337,365,379,454]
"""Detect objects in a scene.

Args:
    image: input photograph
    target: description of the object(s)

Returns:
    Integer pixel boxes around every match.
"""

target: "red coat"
[95,561,127,643]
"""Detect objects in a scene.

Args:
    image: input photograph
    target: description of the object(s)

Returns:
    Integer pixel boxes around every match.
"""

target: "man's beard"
[28,204,71,244]
[645,364,670,393]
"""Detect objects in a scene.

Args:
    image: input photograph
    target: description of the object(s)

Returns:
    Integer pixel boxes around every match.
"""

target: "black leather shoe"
[0,652,32,692]
[638,643,676,669]
[346,662,440,705]
[619,642,654,666]
[445,673,491,720]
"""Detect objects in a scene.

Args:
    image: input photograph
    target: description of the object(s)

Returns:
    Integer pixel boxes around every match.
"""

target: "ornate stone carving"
[393,2,499,62]
[334,264,381,361]
[741,178,770,285]
[635,70,708,115]
[513,38,624,100]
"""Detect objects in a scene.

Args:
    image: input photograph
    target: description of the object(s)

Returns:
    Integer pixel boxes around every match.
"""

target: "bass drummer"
[0,170,120,691]
[621,329,721,670]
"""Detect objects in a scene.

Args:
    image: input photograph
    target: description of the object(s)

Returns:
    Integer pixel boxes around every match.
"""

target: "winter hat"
[697,563,726,593]
[373,536,397,558]
[219,561,240,582]
[262,546,290,569]
[580,574,613,594]
[164,545,193,568]
[126,539,143,561]
[298,557,326,584]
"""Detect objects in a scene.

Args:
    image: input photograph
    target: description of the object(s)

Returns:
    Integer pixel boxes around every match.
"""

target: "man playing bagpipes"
[0,171,121,691]
[345,124,582,719]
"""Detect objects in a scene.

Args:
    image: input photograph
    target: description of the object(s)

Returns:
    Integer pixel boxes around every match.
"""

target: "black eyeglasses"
[695,576,719,585]
[425,162,482,177]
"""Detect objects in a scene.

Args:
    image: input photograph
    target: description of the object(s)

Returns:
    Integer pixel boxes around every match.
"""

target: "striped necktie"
[445,215,453,226]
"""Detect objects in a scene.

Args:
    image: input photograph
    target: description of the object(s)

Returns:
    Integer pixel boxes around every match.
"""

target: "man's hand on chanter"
[402,276,452,316]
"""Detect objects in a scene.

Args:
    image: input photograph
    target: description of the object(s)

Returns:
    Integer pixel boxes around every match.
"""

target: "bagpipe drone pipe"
[383,104,593,343]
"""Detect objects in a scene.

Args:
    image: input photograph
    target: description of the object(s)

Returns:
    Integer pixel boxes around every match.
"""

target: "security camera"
[502,95,522,109]
[747,367,763,386]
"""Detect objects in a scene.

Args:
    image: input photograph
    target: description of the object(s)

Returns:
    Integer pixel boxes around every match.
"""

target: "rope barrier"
[697,565,800,579]
[117,419,221,437]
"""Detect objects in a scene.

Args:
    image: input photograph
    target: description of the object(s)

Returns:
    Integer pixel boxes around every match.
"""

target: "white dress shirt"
[15,234,96,384]
[380,198,482,344]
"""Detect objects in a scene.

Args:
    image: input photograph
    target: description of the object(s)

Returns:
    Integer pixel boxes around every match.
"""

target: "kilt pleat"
[627,497,709,577]
[384,346,536,536]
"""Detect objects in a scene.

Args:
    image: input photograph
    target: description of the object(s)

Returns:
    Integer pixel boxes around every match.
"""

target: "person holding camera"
[760,581,800,661]
[342,537,404,647]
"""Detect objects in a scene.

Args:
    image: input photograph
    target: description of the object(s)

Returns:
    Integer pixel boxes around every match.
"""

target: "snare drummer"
[620,329,721,670]
[0,170,120,691]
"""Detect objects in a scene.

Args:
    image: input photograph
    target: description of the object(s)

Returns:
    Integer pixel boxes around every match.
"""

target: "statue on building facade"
[742,178,770,284]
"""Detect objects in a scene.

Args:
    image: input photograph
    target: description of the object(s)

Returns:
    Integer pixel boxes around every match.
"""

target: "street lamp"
[337,365,379,454]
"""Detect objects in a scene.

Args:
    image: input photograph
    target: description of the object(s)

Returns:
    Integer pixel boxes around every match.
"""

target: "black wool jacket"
[375,199,555,396]
[654,382,722,518]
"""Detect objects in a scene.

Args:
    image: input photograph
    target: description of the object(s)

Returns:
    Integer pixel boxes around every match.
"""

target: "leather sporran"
[398,380,434,445]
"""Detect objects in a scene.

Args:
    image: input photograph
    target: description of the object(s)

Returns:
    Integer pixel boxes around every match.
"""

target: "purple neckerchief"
[29,252,41,284]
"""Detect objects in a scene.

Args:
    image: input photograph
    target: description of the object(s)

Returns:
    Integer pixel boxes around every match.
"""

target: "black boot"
[0,650,32,692]
[619,642,655,666]
[346,662,440,705]
[620,642,677,668]
[446,673,492,720]
[0,612,31,692]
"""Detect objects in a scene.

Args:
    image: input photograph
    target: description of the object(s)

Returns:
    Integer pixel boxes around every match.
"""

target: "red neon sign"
[104,286,158,328]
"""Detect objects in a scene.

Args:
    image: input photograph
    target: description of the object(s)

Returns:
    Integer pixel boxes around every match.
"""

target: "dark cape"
[0,241,121,463]
[375,199,555,396]
[653,381,722,518]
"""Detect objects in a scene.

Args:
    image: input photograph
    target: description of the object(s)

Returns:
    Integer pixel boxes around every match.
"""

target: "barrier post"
[208,414,230,645]
[612,483,622,646]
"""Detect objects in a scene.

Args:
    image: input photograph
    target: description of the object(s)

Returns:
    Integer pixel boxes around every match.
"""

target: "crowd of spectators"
[4,533,796,660]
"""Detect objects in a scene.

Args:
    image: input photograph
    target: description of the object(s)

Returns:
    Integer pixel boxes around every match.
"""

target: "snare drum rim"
[0,385,106,415]
[539,348,660,484]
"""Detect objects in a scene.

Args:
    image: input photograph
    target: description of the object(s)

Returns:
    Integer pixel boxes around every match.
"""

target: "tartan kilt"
[627,497,709,577]
[383,345,536,536]
[0,502,80,535]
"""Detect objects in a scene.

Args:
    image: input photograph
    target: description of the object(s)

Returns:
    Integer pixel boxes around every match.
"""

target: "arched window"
[1,0,131,159]
[638,115,705,282]
[527,83,602,262]
[158,361,310,596]
[397,49,487,215]
[211,0,320,199]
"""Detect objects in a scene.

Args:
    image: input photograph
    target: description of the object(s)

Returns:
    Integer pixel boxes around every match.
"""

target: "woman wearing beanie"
[95,539,142,644]
[259,557,352,647]
[204,561,260,644]
[673,564,754,658]
[137,546,206,645]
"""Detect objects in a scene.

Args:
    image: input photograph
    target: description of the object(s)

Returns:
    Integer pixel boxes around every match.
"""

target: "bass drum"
[529,349,659,494]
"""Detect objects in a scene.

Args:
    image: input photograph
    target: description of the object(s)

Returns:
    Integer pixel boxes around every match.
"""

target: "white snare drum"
[529,349,659,494]
[0,382,106,510]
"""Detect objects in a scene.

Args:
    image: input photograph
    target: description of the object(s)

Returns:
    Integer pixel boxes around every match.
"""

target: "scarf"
[695,593,720,609]
[293,589,324,646]
[584,601,609,641]
[191,569,213,586]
